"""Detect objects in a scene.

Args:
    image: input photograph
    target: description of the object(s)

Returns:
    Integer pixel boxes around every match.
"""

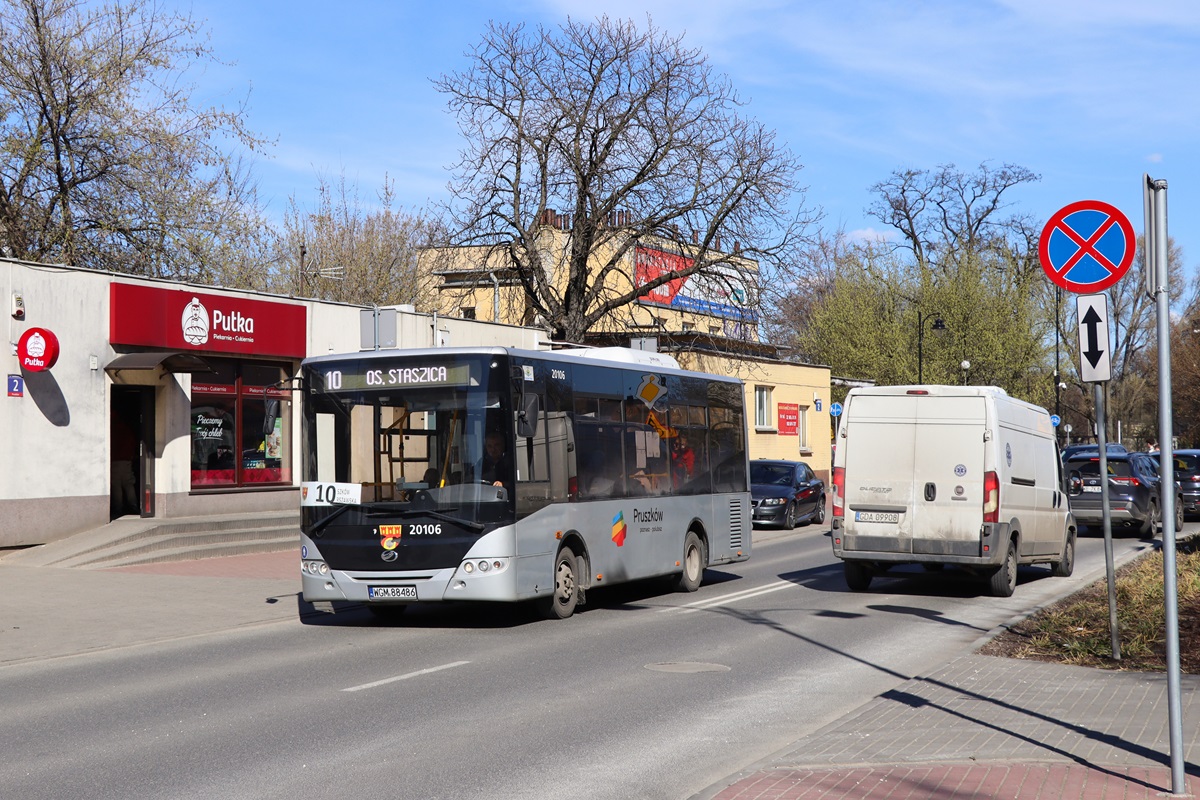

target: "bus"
[298,345,751,619]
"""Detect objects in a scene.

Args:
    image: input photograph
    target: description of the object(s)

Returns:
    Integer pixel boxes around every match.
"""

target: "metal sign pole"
[1093,383,1120,661]
[1146,174,1185,795]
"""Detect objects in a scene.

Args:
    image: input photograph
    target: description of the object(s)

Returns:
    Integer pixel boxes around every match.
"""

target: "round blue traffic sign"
[1039,200,1135,293]
[830,402,843,417]
[1050,414,1061,427]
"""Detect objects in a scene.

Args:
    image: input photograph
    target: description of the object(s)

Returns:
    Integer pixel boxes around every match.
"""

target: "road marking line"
[662,580,794,614]
[342,660,470,692]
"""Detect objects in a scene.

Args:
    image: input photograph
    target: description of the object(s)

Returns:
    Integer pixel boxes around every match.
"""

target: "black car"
[1066,450,1183,535]
[750,459,825,529]
[1150,449,1200,520]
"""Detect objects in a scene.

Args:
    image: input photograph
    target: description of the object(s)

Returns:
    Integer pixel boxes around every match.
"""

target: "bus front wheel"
[672,531,706,593]
[539,548,580,620]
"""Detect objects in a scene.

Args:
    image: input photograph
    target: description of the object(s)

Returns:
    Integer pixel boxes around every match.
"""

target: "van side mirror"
[516,392,540,439]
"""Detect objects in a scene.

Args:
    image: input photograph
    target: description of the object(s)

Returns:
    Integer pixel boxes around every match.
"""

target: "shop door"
[110,387,156,519]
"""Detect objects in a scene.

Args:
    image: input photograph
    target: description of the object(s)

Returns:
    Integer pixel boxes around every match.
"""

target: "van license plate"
[856,511,899,523]
[369,585,417,600]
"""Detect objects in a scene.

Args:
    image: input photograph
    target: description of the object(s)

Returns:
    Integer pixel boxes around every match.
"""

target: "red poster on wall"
[110,283,307,358]
[777,402,799,435]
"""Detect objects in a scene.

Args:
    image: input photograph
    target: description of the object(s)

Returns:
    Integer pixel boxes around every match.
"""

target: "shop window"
[191,360,293,489]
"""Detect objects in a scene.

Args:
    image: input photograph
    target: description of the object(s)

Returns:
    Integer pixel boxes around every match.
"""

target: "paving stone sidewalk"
[698,655,1200,799]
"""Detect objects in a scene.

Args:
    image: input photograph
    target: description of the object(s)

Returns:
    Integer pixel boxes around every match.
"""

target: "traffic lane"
[0,530,1153,800]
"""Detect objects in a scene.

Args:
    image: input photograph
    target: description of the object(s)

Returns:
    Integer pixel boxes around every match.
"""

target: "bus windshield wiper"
[308,503,352,535]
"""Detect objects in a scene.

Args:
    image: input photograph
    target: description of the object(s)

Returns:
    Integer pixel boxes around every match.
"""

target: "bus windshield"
[301,353,515,538]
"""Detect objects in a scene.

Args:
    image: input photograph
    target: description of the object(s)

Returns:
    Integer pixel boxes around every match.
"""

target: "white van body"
[830,385,1075,596]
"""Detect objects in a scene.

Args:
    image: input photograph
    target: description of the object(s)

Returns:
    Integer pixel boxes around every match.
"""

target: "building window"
[682,321,695,332]
[191,360,293,489]
[798,405,809,451]
[461,306,476,320]
[755,385,773,429]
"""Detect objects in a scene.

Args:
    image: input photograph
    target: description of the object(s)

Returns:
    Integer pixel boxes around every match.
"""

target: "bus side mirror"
[516,393,540,439]
[263,399,280,436]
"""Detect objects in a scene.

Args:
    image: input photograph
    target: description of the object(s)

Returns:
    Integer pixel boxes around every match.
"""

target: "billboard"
[634,246,757,323]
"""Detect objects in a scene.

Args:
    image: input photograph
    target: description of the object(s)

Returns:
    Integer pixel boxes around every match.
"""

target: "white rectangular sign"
[300,481,363,506]
[1076,293,1112,383]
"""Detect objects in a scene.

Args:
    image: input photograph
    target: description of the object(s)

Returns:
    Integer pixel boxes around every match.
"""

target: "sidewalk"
[697,647,1200,799]
[0,548,301,665]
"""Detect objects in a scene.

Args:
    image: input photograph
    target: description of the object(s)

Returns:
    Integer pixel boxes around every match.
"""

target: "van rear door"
[843,394,919,553]
[910,396,986,555]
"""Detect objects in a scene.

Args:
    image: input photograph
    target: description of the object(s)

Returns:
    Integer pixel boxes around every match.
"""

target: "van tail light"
[983,471,1000,523]
[832,467,845,517]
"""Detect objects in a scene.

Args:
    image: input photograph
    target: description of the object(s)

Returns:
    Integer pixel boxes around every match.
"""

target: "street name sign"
[1076,293,1112,383]
[1040,200,1136,293]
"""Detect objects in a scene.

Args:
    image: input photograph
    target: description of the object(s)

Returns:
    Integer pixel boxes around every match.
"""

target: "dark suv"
[1151,449,1200,520]
[1066,450,1183,535]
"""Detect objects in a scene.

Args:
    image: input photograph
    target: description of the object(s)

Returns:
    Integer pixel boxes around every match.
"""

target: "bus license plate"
[856,511,899,523]
[369,585,417,600]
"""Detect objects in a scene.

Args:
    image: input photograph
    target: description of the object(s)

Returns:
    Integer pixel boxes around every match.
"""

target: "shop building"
[1,259,542,549]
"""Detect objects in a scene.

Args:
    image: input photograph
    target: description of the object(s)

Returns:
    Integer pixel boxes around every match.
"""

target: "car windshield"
[750,464,793,485]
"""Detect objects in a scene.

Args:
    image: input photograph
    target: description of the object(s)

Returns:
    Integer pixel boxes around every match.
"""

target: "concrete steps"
[5,511,299,569]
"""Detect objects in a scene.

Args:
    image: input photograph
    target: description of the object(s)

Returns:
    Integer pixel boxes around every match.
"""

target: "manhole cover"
[644,662,731,674]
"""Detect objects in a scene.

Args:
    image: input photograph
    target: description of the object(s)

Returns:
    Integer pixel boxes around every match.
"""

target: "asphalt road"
[0,525,1164,800]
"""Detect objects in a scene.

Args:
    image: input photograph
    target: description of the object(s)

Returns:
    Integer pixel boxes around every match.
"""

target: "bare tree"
[433,15,813,342]
[868,162,1040,273]
[266,172,440,308]
[0,0,269,279]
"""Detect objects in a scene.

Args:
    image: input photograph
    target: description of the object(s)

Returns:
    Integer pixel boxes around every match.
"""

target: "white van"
[830,385,1075,597]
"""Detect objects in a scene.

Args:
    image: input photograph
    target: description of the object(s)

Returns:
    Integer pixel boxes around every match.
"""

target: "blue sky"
[191,0,1200,282]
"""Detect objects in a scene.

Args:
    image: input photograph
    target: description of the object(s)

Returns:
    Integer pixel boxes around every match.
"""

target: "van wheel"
[987,540,1018,597]
[538,548,579,619]
[1051,530,1076,577]
[673,531,706,592]
[844,561,872,591]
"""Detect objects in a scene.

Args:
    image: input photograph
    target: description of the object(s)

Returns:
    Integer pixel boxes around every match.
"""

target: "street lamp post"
[917,310,946,385]
[961,359,971,386]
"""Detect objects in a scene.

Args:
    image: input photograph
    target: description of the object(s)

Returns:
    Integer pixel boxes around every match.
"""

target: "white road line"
[342,660,471,693]
[661,580,795,614]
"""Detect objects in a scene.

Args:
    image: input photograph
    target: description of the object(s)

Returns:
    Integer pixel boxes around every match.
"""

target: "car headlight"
[762,497,786,506]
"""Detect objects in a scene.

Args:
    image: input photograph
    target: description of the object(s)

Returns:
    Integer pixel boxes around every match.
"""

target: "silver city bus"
[299,346,751,618]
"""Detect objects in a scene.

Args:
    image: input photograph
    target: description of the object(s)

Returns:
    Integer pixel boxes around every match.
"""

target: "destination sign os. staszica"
[321,362,475,391]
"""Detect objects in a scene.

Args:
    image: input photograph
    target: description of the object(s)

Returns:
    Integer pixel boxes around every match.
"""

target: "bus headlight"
[460,559,509,576]
[302,559,329,576]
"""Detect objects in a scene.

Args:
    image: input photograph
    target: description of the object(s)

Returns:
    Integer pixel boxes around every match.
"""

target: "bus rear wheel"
[539,548,580,619]
[672,531,706,592]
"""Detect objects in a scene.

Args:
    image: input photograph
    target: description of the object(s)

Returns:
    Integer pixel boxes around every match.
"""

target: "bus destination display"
[319,362,474,392]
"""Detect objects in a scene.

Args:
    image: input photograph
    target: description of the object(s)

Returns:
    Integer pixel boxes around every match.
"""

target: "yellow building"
[426,212,832,480]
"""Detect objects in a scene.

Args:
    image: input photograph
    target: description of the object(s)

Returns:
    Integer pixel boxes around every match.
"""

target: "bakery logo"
[180,296,258,346]
[181,297,210,345]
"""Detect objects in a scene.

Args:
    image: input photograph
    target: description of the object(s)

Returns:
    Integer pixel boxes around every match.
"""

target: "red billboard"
[777,402,799,436]
[110,283,307,358]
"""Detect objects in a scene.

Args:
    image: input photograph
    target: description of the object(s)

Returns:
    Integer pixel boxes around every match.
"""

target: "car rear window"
[1068,458,1133,478]
[1173,455,1200,472]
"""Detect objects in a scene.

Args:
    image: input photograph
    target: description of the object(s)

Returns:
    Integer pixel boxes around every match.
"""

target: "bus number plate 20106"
[368,585,418,600]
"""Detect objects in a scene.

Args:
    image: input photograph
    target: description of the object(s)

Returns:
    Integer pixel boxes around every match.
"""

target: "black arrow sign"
[1082,306,1105,368]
